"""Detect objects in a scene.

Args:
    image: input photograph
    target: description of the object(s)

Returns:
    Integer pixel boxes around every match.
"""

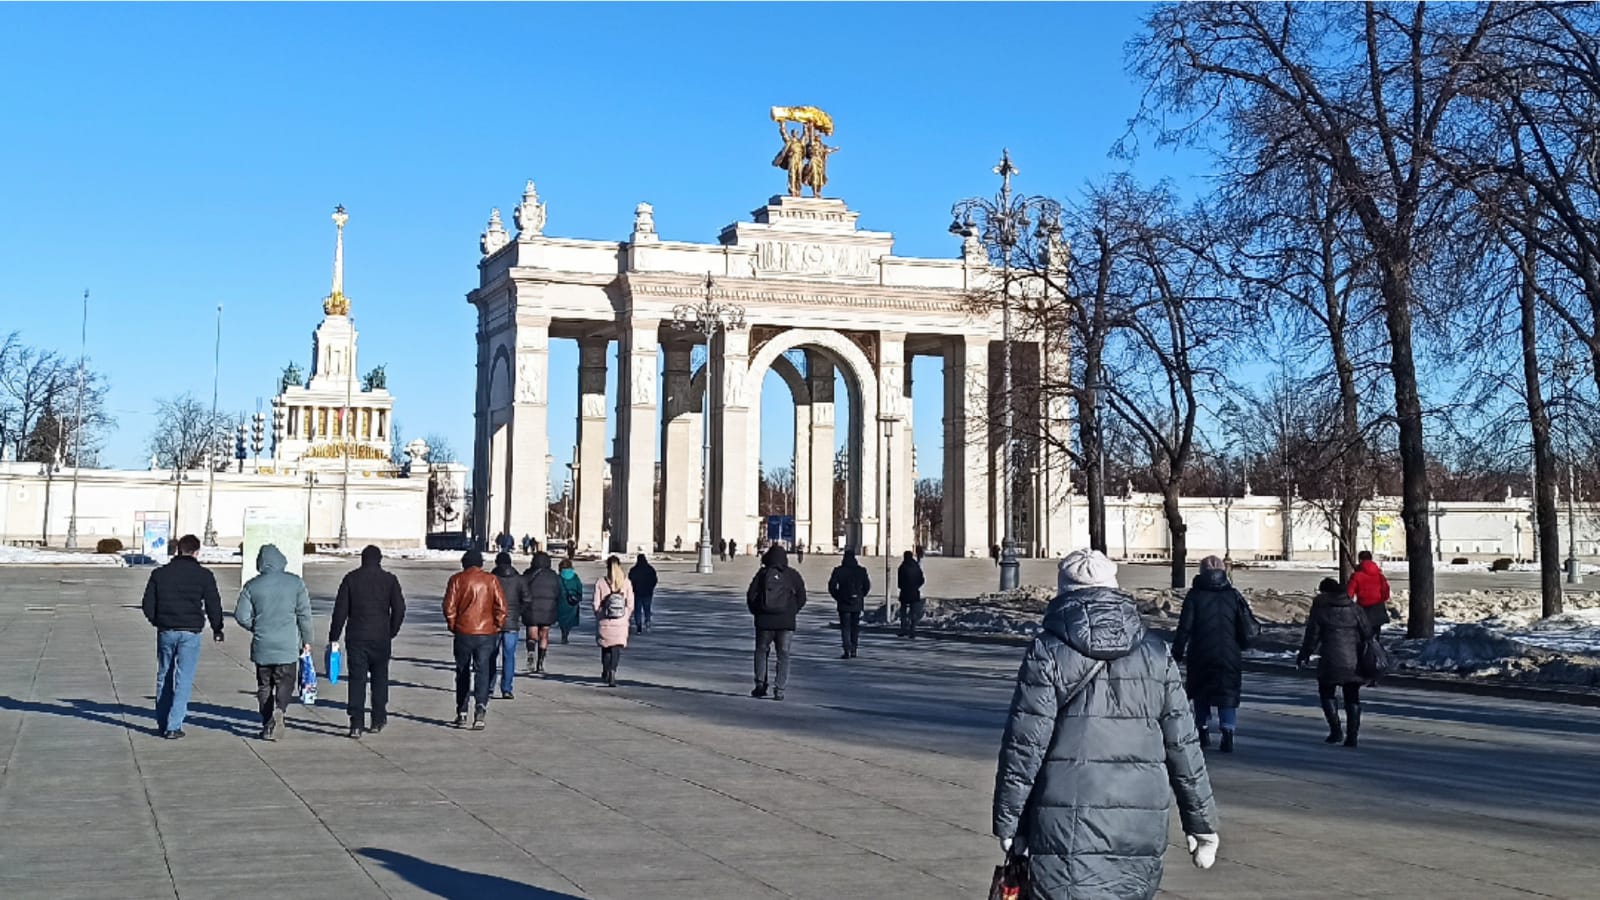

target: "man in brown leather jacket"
[442,550,506,730]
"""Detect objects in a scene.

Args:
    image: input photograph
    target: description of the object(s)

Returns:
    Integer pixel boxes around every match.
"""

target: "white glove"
[1186,833,1219,869]
[1000,837,1013,854]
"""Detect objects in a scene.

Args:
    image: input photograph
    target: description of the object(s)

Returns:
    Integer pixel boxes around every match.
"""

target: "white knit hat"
[1058,549,1118,592]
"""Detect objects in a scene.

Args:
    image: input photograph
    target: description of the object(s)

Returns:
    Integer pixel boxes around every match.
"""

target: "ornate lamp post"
[671,273,746,575]
[203,303,222,547]
[1554,353,1583,584]
[951,150,1061,591]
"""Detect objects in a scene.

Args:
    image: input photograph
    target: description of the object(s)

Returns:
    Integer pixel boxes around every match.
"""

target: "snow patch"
[0,545,125,566]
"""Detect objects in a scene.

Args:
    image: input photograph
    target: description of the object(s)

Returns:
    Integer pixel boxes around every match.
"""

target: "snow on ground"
[0,545,124,566]
[318,546,468,561]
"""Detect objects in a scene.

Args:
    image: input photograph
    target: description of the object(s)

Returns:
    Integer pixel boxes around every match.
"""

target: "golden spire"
[323,205,351,316]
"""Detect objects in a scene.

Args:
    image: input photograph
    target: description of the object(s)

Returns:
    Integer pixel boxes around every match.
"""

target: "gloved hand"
[212,630,225,643]
[1186,833,1219,869]
[1295,654,1308,669]
[1000,837,1013,854]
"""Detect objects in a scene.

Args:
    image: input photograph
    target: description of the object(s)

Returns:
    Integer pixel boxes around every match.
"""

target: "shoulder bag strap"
[1058,659,1107,712]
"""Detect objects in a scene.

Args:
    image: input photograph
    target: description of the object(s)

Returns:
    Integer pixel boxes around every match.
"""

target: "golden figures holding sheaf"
[771,106,839,198]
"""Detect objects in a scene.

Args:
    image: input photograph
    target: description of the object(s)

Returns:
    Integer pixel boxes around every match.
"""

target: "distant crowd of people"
[140,533,1394,900]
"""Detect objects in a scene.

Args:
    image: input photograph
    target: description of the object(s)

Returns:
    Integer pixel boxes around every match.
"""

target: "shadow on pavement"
[356,848,583,899]
[0,696,251,737]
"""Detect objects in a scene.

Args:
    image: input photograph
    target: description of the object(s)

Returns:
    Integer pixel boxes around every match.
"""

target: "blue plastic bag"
[298,650,318,704]
[325,642,346,685]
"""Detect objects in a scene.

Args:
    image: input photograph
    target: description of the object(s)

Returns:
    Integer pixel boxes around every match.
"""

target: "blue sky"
[0,2,1196,488]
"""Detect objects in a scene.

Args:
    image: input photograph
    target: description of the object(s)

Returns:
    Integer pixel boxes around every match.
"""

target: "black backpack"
[758,567,794,615]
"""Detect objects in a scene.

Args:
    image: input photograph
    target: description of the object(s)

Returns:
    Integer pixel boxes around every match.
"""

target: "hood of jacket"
[1041,586,1146,661]
[256,544,287,575]
[1357,559,1383,577]
[763,545,788,569]
[559,568,582,585]
[530,551,552,571]
[1317,588,1356,608]
[842,550,859,568]
[360,545,383,567]
[492,562,520,577]
[1191,568,1230,591]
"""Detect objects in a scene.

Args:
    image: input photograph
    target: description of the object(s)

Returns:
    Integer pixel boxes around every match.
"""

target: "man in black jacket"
[330,545,407,738]
[827,550,870,659]
[746,546,807,701]
[141,534,224,739]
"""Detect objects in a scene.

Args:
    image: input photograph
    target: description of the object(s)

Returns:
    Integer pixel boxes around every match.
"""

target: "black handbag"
[1357,634,1391,680]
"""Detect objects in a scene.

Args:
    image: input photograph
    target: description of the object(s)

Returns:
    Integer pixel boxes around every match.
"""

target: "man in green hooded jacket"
[235,544,314,741]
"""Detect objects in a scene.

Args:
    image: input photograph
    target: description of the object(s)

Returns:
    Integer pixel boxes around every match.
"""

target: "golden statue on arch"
[771,106,840,198]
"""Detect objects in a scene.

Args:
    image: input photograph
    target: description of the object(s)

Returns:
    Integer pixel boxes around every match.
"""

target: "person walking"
[719,539,728,562]
[443,550,506,730]
[896,550,926,639]
[746,545,807,701]
[556,558,583,644]
[593,556,634,687]
[628,553,658,634]
[141,533,225,740]
[1347,550,1392,631]
[1171,555,1260,753]
[795,543,805,564]
[994,549,1220,899]
[523,551,562,672]
[827,550,870,659]
[491,552,530,698]
[233,544,314,742]
[1299,576,1377,748]
[329,545,406,739]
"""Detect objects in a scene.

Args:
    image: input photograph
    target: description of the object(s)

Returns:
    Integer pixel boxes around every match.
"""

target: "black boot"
[1219,730,1234,753]
[536,648,547,674]
[1344,702,1361,747]
[1197,727,1211,749]
[1321,699,1344,744]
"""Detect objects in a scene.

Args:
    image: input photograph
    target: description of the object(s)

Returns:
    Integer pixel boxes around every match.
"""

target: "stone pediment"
[719,196,893,282]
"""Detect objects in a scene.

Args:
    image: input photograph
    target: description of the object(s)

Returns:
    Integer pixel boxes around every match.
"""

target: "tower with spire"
[268,206,397,473]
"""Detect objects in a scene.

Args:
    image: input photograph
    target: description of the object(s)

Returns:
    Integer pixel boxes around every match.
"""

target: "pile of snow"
[0,545,125,566]
[196,546,242,564]
[1398,622,1600,688]
[319,546,465,561]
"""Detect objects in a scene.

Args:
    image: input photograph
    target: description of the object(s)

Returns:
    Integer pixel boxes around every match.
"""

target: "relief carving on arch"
[748,325,784,360]
[841,330,879,367]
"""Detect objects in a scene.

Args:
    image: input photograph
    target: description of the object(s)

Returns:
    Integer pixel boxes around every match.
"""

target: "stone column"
[792,394,812,551]
[508,312,550,542]
[711,328,752,550]
[808,355,836,554]
[987,341,1010,554]
[472,311,492,542]
[944,335,990,557]
[1038,338,1072,557]
[575,338,608,554]
[879,332,911,560]
[658,345,696,552]
[615,318,659,554]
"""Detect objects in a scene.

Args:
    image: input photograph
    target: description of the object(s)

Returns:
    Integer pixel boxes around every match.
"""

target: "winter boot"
[751,682,768,699]
[1219,730,1235,753]
[1197,727,1211,750]
[536,648,547,674]
[1321,699,1344,744]
[1344,702,1362,748]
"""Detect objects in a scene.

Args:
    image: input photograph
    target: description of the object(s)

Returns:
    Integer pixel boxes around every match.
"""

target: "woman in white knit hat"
[993,549,1219,899]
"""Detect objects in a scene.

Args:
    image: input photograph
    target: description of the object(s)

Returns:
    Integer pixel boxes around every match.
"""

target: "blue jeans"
[1193,702,1238,733]
[631,593,653,632]
[500,631,520,694]
[155,630,202,733]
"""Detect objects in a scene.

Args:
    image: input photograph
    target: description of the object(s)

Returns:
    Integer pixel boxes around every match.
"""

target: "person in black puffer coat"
[330,545,407,736]
[491,552,531,699]
[629,554,659,635]
[746,546,807,701]
[1299,576,1376,748]
[896,551,926,639]
[1171,555,1260,753]
[827,550,871,658]
[523,552,562,674]
[994,549,1219,899]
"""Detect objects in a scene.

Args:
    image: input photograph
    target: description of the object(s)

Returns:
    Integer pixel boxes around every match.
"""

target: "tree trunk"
[1337,495,1362,583]
[1164,485,1187,589]
[1380,263,1435,638]
[1082,403,1106,553]
[1520,244,1564,618]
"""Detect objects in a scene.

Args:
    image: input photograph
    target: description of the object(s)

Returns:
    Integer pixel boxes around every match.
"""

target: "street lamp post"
[66,289,88,549]
[952,149,1060,591]
[1555,353,1583,584]
[671,273,747,575]
[203,303,222,546]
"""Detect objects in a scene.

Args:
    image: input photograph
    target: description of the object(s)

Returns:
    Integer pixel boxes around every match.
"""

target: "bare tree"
[1130,2,1512,637]
[422,432,458,465]
[914,477,944,553]
[0,332,113,465]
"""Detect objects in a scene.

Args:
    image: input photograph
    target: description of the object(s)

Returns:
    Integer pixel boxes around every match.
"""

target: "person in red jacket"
[1347,550,1391,631]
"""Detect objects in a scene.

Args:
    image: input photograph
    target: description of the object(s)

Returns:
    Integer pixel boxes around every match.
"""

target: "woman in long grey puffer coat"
[994,549,1220,899]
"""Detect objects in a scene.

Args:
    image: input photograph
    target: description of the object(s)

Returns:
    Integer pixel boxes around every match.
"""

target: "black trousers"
[838,610,861,652]
[256,663,297,724]
[899,599,926,637]
[453,634,497,713]
[1319,682,1362,704]
[601,645,624,677]
[345,639,391,729]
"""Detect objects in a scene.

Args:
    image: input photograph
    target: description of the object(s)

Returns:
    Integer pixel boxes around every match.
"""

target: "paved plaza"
[1,556,1597,899]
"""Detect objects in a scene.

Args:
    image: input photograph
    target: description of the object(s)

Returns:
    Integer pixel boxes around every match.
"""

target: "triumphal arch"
[468,108,1070,558]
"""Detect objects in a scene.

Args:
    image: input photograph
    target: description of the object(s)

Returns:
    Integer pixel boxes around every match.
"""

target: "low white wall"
[0,462,428,549]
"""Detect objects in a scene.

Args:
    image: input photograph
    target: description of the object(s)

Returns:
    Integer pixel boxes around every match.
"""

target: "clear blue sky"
[0,2,1195,488]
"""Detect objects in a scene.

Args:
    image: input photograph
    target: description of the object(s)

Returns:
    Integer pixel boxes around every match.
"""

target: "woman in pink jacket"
[593,556,634,687]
